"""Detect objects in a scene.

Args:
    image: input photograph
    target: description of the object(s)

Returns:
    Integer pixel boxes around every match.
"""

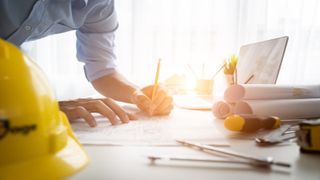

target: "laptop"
[236,36,289,84]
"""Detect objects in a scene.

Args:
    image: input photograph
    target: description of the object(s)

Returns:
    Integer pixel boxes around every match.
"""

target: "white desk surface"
[71,109,320,180]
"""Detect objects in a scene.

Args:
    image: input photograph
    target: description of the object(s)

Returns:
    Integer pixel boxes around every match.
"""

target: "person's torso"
[0,0,37,39]
[0,0,110,46]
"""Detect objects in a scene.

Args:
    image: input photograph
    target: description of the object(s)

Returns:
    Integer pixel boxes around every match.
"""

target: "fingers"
[137,85,174,116]
[150,90,166,112]
[81,100,119,125]
[59,98,134,127]
[140,85,154,97]
[149,87,173,115]
[127,113,138,120]
[132,91,153,114]
[100,98,130,123]
[61,106,97,127]
[153,96,174,115]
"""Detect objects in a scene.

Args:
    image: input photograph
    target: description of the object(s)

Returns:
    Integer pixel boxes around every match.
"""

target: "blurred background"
[21,0,320,100]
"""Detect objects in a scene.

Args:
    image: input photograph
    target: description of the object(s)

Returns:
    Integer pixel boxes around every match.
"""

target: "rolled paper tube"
[224,84,245,103]
[212,101,234,119]
[234,101,253,114]
[234,98,320,119]
[224,84,320,103]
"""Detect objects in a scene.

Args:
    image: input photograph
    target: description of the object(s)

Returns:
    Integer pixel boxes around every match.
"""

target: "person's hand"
[131,85,173,116]
[59,98,137,127]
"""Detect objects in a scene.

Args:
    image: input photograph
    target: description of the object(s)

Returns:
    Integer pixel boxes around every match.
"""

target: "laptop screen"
[236,36,288,84]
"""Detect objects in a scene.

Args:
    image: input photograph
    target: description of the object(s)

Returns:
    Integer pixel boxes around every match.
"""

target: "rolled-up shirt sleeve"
[76,0,118,82]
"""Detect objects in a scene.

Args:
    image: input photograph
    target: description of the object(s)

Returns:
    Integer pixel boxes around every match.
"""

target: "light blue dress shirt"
[5,0,118,81]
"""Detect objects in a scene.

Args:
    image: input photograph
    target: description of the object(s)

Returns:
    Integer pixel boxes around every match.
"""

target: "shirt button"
[25,25,32,31]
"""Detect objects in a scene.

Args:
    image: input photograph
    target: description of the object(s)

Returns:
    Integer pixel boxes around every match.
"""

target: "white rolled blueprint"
[234,98,320,119]
[224,84,320,103]
[212,101,234,119]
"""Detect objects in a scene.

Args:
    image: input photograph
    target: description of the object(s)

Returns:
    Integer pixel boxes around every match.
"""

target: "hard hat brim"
[0,136,89,180]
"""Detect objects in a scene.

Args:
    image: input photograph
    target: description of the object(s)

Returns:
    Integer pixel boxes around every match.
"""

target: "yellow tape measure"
[297,119,320,153]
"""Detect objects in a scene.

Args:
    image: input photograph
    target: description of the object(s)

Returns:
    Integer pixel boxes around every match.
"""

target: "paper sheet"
[71,107,228,146]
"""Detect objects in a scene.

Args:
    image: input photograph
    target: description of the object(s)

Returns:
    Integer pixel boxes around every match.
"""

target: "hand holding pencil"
[131,59,174,116]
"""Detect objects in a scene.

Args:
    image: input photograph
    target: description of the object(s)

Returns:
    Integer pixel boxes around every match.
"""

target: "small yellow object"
[0,39,89,180]
[224,114,281,132]
[224,54,238,75]
[272,117,281,129]
[224,115,245,131]
[297,119,320,153]
[230,54,238,66]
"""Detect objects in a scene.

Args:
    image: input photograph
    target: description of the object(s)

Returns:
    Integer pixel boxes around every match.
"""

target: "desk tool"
[296,119,320,153]
[148,155,278,167]
[147,140,291,168]
[224,114,281,132]
[175,140,290,168]
[255,124,298,146]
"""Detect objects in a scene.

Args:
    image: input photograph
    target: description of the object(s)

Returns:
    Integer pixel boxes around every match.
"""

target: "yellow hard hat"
[0,39,89,180]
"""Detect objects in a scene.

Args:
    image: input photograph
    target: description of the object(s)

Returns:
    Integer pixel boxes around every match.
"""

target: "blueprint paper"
[71,107,228,146]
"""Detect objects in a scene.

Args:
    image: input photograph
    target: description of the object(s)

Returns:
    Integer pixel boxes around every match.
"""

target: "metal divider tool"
[148,140,291,168]
[255,124,298,145]
[255,119,304,145]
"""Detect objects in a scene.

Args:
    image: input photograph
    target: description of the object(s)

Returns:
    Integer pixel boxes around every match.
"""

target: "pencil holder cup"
[195,79,213,95]
[225,74,235,87]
